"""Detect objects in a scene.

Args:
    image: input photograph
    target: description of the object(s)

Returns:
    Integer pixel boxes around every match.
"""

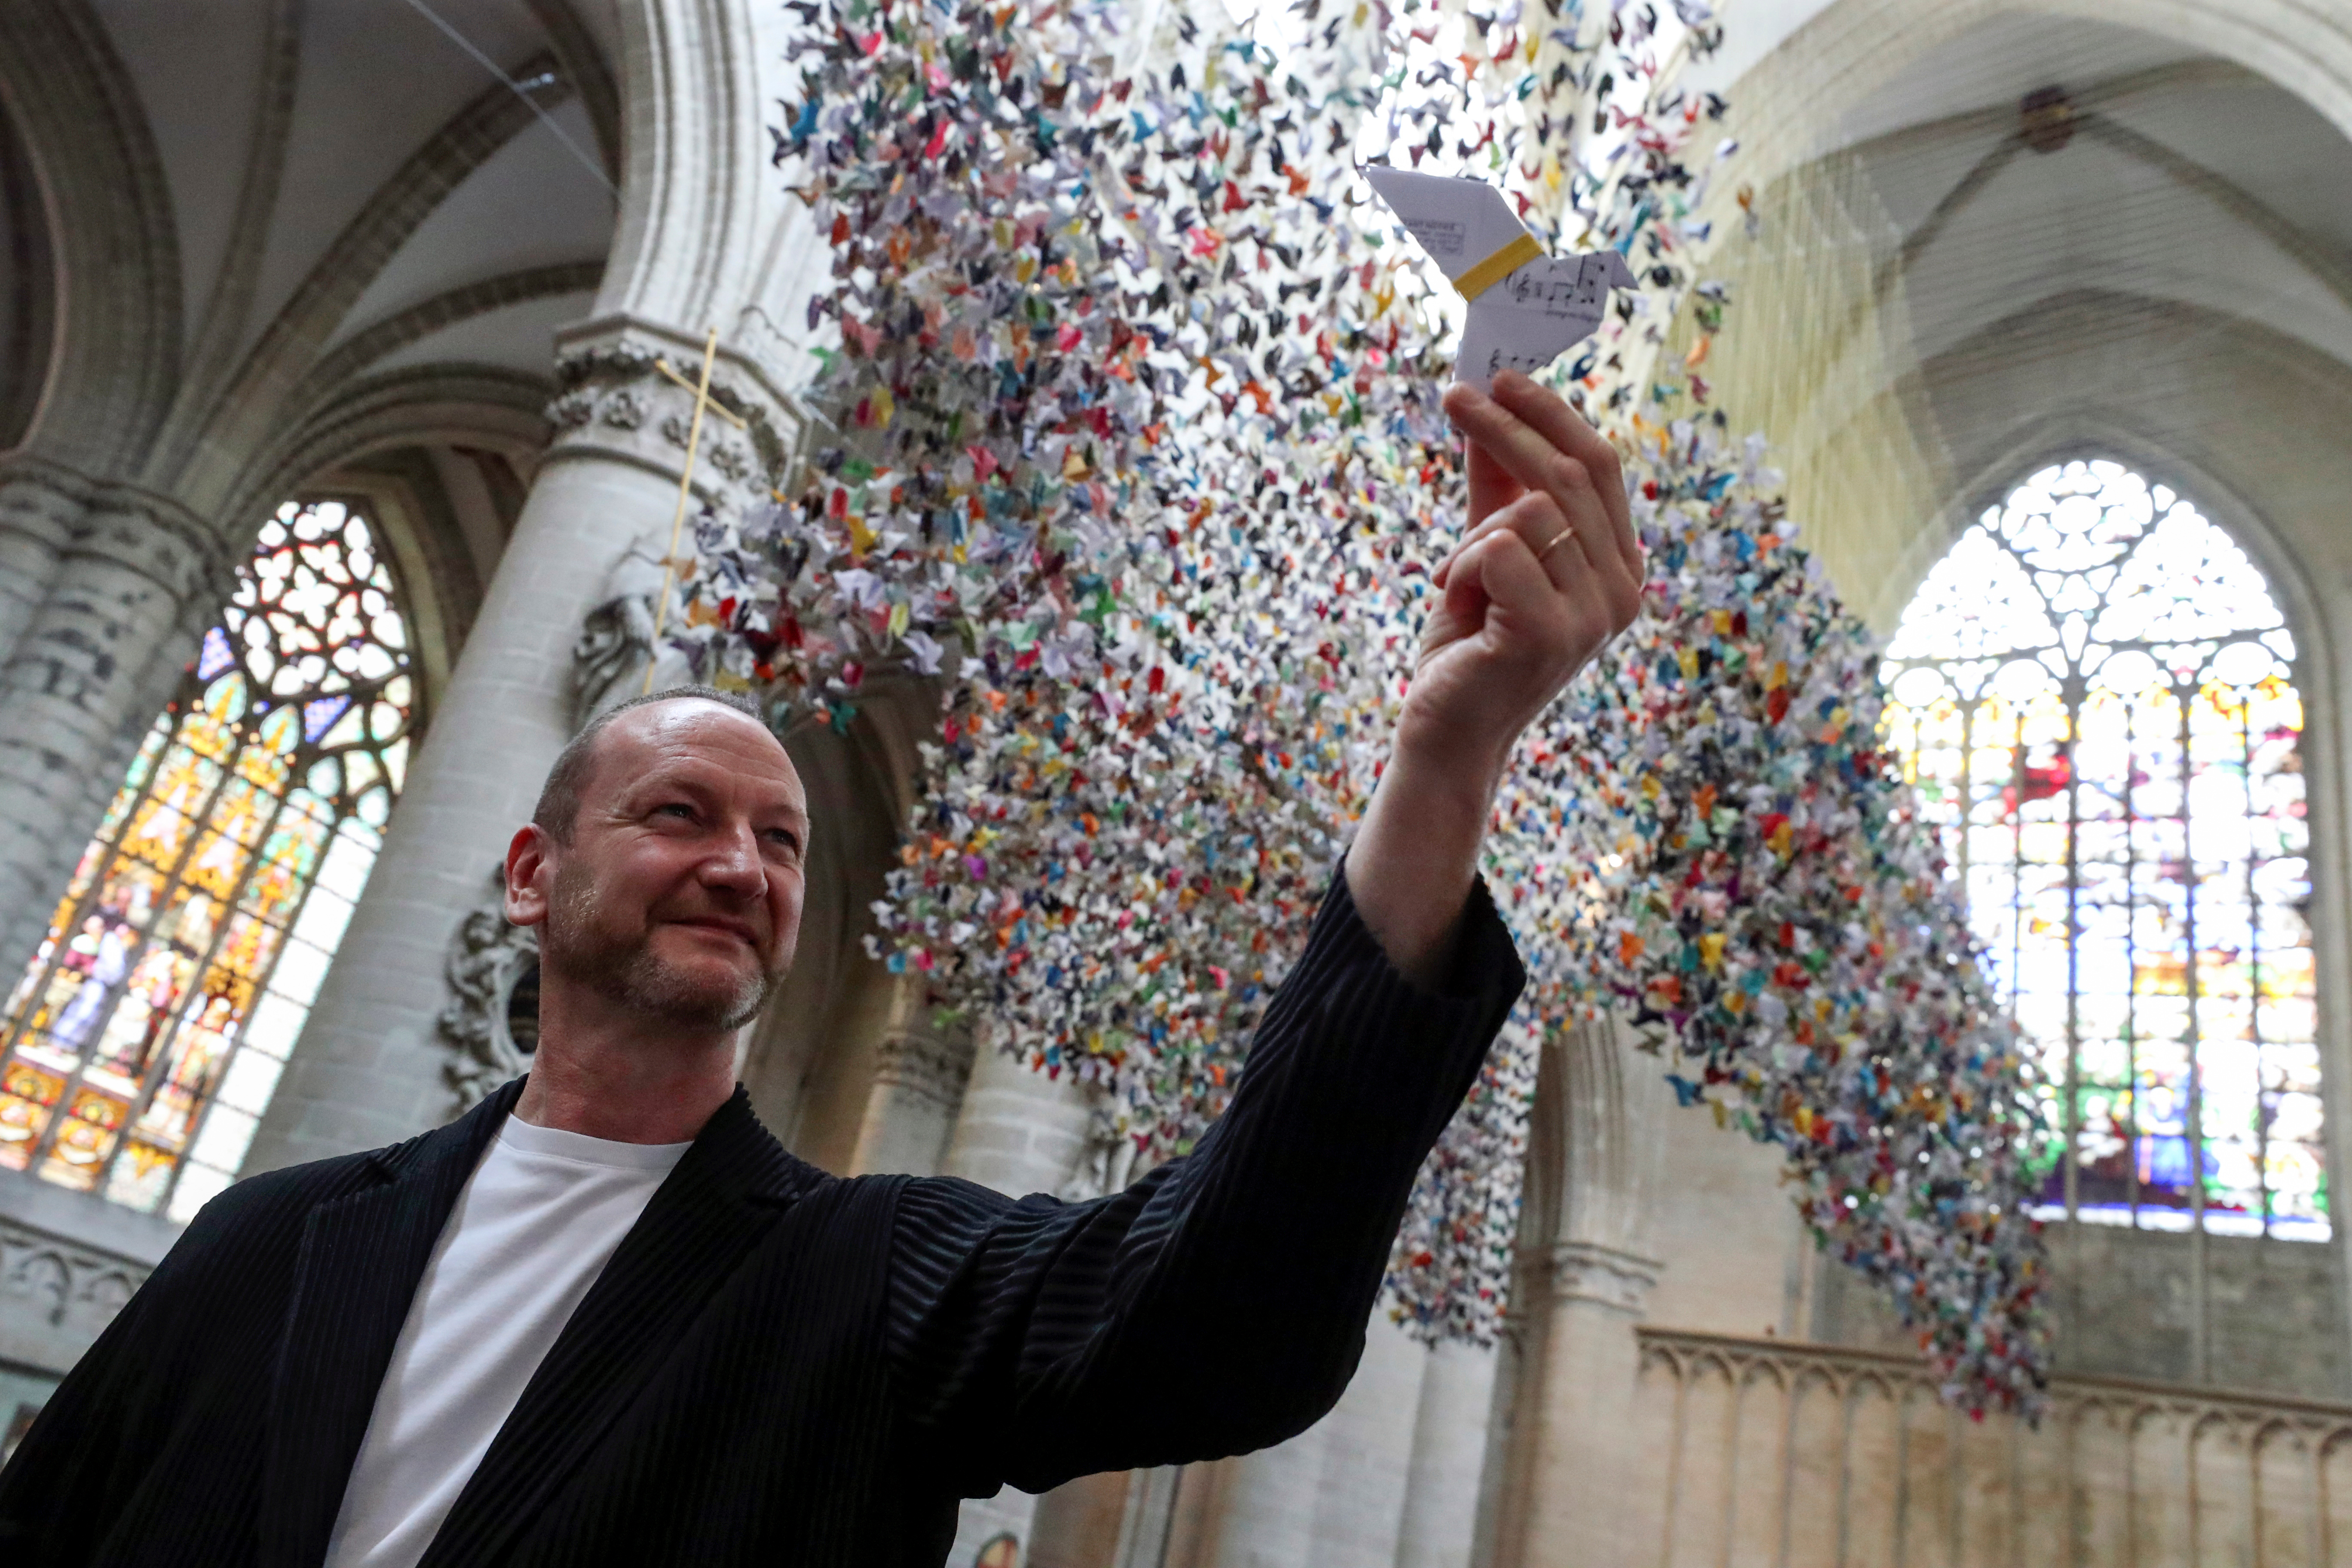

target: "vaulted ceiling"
[0,0,630,669]
[1691,3,2352,379]
[0,0,623,508]
[98,0,619,389]
[1681,0,2352,624]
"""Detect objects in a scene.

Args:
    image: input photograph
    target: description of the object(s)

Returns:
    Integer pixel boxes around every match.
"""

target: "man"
[0,371,1642,1565]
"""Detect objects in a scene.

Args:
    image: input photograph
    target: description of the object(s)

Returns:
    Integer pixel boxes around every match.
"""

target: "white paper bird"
[1361,165,1638,393]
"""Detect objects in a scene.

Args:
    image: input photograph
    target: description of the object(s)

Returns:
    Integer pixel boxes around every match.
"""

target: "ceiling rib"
[159,53,573,499]
[285,259,606,421]
[166,0,304,461]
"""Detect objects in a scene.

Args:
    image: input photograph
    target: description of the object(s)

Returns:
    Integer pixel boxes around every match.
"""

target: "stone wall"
[0,1161,177,1430]
[1625,1326,2352,1568]
[1817,1220,2351,1400]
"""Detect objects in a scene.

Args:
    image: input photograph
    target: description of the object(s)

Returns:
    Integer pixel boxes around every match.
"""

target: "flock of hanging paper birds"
[651,0,2049,1413]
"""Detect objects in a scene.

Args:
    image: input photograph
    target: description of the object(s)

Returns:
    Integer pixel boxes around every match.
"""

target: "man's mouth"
[672,916,760,949]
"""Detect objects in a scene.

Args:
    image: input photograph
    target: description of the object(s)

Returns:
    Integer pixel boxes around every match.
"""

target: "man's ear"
[505,823,555,928]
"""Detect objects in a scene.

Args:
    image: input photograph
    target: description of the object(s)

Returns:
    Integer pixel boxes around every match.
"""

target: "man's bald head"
[533,686,772,844]
[512,684,807,1041]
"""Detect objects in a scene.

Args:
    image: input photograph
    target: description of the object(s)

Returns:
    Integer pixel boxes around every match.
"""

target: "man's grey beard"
[541,865,777,1032]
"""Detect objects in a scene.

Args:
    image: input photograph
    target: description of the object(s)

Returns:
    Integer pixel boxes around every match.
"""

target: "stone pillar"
[1514,1245,1661,1568]
[1188,1313,1431,1568]
[1395,1337,1501,1568]
[0,477,235,979]
[1481,1016,1670,1568]
[940,1043,1096,1566]
[0,459,90,668]
[846,978,975,1177]
[939,1039,1096,1198]
[240,319,797,1172]
[1106,1467,1184,1568]
[1200,1398,1331,1567]
[236,0,815,1170]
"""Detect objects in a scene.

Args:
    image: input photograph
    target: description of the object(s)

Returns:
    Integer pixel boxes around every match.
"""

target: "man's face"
[519,701,808,1034]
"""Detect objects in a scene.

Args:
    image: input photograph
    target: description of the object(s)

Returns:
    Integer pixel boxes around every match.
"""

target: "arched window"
[1880,461,2320,1240]
[0,501,413,1221]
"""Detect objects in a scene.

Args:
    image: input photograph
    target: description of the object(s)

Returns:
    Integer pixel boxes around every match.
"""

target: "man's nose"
[699,820,767,895]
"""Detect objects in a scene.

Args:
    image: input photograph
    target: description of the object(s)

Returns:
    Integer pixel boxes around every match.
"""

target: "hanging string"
[643,327,725,695]
[395,0,620,202]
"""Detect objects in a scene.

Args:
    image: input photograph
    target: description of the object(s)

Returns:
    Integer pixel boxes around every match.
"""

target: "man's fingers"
[1471,522,1568,631]
[1493,491,1589,597]
[1445,383,1569,501]
[1439,491,1578,594]
[1466,440,1522,524]
[1446,387,1618,566]
[1488,370,1642,582]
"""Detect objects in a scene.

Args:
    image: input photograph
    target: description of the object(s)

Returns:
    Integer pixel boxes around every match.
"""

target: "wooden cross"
[642,327,750,695]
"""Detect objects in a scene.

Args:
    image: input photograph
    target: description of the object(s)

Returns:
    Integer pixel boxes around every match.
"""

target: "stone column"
[231,0,824,1170]
[940,1043,1096,1566]
[1481,1016,1670,1568]
[846,978,976,1177]
[1173,1313,1432,1568]
[240,319,796,1172]
[1513,1245,1661,1568]
[939,1039,1096,1198]
[0,476,236,979]
[0,459,91,668]
[1106,1467,1184,1568]
[1395,1337,1501,1568]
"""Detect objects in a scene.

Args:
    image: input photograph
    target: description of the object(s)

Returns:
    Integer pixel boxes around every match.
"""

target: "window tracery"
[1881,460,2320,1239]
[0,501,413,1221]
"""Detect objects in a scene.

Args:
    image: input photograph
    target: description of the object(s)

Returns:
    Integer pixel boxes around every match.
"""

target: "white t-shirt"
[322,1115,692,1568]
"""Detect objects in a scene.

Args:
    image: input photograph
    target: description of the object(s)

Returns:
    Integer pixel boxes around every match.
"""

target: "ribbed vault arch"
[0,0,181,473]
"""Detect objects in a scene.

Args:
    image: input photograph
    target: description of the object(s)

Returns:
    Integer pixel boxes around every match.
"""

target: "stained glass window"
[1881,460,2321,1240]
[0,501,413,1222]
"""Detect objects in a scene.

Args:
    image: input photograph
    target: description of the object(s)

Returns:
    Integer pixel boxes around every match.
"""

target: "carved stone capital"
[1549,1240,1664,1313]
[0,457,96,556]
[872,1028,976,1113]
[436,867,540,1117]
[544,315,799,503]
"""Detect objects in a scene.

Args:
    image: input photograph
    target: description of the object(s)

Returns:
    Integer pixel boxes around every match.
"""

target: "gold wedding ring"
[1536,526,1577,563]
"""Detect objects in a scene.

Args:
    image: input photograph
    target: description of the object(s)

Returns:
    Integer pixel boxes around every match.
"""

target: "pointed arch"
[0,0,182,472]
[1881,457,2322,1241]
[0,500,420,1219]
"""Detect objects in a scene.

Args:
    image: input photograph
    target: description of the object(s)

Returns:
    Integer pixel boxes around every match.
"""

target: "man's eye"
[656,803,695,820]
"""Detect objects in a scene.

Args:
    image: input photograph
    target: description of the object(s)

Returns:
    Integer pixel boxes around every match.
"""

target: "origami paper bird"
[1361,164,1638,392]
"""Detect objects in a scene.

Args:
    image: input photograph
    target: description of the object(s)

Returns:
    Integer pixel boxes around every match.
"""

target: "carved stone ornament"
[570,531,671,732]
[599,386,649,429]
[0,1214,145,1339]
[1550,1240,1664,1313]
[438,868,541,1117]
[1061,1102,1147,1202]
[870,1028,976,1115]
[547,388,598,429]
[547,333,792,489]
[705,440,753,482]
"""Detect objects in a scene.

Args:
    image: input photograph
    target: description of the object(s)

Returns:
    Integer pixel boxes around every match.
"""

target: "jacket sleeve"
[0,1281,175,1563]
[882,862,1524,1495]
[0,1171,270,1564]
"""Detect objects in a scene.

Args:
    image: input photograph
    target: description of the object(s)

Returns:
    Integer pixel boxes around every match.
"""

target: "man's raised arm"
[1349,370,1646,985]
[879,372,1644,1497]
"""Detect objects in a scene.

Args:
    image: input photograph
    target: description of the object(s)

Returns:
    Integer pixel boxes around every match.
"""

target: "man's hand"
[1345,370,1645,986]
[1410,371,1646,771]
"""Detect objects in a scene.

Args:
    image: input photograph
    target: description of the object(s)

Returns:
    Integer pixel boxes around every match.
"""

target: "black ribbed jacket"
[0,870,1521,1567]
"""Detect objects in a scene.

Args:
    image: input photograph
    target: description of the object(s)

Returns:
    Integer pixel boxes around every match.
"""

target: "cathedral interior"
[4,0,2352,1563]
